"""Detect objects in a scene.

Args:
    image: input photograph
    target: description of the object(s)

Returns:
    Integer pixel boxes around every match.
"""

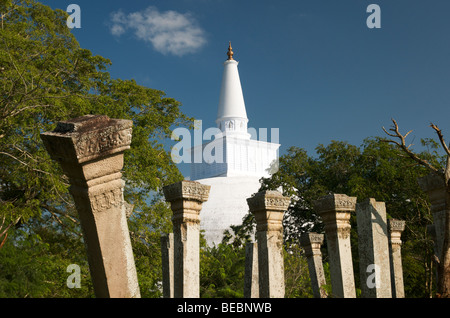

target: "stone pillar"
[244,242,259,298]
[300,232,327,298]
[356,198,392,298]
[40,115,140,298]
[247,190,290,298]
[388,219,406,298]
[427,224,440,285]
[313,194,356,298]
[163,180,210,298]
[427,224,438,255]
[161,233,174,298]
[418,173,447,260]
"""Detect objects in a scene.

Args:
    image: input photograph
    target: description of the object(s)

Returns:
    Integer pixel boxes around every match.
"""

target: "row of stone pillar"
[160,188,407,299]
[304,194,406,298]
[40,115,408,298]
[40,115,290,298]
[244,194,406,298]
[161,183,290,298]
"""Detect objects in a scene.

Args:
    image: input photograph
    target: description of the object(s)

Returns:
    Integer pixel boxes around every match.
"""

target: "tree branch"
[430,123,450,157]
[382,118,441,175]
[0,151,51,175]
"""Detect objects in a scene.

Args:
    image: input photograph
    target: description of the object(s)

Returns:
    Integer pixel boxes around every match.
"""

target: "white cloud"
[109,7,207,56]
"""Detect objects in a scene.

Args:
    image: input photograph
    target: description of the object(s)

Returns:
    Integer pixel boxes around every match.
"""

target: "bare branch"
[0,151,51,175]
[382,126,398,138]
[430,123,450,157]
[382,119,441,175]
[8,104,55,118]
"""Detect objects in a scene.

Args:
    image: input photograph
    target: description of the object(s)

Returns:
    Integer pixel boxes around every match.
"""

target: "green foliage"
[0,0,191,222]
[283,243,313,298]
[127,200,175,298]
[0,0,191,297]
[199,235,316,298]
[200,241,246,298]
[0,225,94,297]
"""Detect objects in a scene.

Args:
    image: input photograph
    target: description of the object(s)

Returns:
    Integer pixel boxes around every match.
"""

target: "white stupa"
[190,43,280,246]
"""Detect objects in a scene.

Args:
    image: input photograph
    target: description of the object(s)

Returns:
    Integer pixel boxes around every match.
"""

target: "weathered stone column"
[244,242,259,298]
[388,219,406,298]
[427,224,440,285]
[418,173,447,261]
[313,194,356,298]
[427,224,438,255]
[247,190,290,298]
[161,233,174,298]
[41,115,140,298]
[300,232,327,298]
[356,198,392,298]
[163,180,210,298]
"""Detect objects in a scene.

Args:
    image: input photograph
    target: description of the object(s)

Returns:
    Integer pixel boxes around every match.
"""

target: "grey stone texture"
[356,198,392,298]
[41,115,140,298]
[247,190,290,298]
[244,242,259,298]
[388,219,406,298]
[300,232,327,298]
[161,233,174,298]
[314,194,357,298]
[163,180,210,298]
[418,173,447,261]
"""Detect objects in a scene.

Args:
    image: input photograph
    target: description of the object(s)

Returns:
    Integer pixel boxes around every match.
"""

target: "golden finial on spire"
[227,41,234,60]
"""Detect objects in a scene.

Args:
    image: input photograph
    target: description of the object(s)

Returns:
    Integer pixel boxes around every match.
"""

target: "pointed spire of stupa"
[227,41,234,60]
[216,42,249,137]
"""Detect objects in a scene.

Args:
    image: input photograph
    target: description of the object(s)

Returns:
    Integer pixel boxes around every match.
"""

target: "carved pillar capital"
[247,190,290,233]
[41,115,133,214]
[314,194,356,239]
[300,232,324,257]
[163,181,211,225]
[388,219,406,247]
[41,114,132,175]
[40,115,139,298]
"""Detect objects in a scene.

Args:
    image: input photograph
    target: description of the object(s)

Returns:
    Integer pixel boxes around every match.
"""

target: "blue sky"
[39,0,450,178]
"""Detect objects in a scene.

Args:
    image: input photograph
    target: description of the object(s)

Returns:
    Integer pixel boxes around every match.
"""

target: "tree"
[200,240,246,298]
[0,0,192,296]
[383,118,450,298]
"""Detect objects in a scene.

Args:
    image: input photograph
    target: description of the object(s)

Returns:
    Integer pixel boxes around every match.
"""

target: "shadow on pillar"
[41,115,140,298]
[162,180,210,298]
[247,190,290,298]
[314,194,357,298]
